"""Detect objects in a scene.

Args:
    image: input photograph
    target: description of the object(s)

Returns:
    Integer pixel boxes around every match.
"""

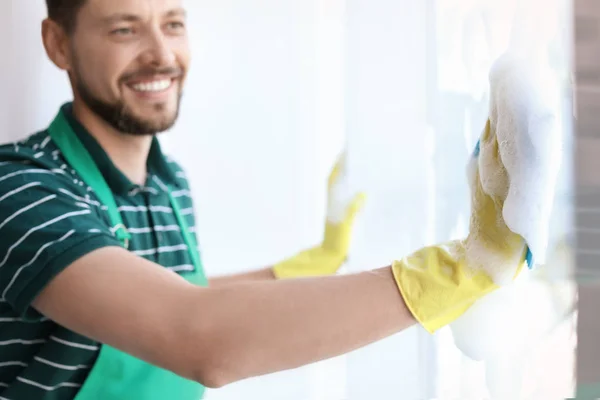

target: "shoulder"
[0,134,120,320]
[0,130,70,172]
[0,130,96,204]
[0,130,115,241]
[163,154,192,191]
[162,155,197,224]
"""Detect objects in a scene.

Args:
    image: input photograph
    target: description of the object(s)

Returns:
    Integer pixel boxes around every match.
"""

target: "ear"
[41,18,72,71]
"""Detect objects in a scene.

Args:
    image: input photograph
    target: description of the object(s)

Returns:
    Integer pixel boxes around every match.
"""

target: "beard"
[73,65,184,136]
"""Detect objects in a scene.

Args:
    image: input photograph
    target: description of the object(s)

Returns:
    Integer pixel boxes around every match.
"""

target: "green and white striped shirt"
[0,103,200,400]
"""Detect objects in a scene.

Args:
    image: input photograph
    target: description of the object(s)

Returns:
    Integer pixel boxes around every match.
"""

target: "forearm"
[33,248,413,390]
[208,267,276,287]
[188,266,414,387]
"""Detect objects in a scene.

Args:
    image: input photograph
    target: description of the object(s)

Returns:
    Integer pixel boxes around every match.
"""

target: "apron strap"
[47,108,207,282]
[168,190,208,286]
[48,112,131,248]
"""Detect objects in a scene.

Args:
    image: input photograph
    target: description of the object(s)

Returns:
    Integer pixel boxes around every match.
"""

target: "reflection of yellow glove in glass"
[392,120,528,333]
[273,153,366,279]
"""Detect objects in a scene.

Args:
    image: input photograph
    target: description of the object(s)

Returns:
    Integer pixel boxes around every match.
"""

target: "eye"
[165,21,185,31]
[111,27,134,36]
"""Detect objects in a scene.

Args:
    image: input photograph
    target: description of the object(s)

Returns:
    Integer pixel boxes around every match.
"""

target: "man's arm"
[33,247,414,388]
[208,267,276,287]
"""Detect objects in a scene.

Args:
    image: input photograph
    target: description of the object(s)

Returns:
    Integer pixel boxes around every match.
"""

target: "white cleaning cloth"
[481,51,562,277]
[450,52,565,399]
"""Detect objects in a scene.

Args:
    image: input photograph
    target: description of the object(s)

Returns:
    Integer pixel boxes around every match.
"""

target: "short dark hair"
[45,0,87,34]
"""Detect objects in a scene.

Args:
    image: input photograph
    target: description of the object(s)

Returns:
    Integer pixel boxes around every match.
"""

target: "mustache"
[120,67,183,83]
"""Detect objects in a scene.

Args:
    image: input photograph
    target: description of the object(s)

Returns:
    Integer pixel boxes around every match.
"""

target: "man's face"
[66,0,190,135]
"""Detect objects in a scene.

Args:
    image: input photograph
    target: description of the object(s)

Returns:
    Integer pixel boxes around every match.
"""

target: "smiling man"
[69,6,186,135]
[0,1,527,399]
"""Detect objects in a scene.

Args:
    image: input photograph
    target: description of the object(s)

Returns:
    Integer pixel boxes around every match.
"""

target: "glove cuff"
[391,242,500,334]
[272,247,345,279]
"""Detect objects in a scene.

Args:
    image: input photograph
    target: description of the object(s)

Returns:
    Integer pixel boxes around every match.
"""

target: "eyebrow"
[101,8,187,25]
[165,8,187,19]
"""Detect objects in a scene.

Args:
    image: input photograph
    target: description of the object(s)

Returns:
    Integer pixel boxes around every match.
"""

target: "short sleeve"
[0,162,121,320]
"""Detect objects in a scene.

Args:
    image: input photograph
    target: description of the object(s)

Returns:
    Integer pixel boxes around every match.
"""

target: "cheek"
[174,39,191,71]
[72,46,128,99]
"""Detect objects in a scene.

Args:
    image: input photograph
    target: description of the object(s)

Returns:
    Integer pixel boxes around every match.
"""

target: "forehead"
[82,0,185,19]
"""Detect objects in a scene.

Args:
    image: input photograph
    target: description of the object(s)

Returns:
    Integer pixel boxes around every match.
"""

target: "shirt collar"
[59,102,180,195]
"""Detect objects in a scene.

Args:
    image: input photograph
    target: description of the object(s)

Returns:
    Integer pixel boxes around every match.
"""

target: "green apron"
[47,111,208,400]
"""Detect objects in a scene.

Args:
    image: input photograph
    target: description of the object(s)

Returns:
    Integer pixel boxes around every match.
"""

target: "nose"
[140,29,176,67]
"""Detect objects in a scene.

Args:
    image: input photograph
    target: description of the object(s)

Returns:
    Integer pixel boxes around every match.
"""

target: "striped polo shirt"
[0,103,200,400]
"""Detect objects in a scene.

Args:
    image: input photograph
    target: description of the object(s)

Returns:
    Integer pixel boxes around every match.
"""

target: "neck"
[71,100,152,186]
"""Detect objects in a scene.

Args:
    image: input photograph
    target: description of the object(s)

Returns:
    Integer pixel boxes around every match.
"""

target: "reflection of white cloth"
[326,154,360,224]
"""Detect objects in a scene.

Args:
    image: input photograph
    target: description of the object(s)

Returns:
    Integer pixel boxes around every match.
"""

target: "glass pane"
[430,0,576,398]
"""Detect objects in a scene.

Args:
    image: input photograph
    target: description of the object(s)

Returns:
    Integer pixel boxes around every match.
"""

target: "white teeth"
[131,79,172,92]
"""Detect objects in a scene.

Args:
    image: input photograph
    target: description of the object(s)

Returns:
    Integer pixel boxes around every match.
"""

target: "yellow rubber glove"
[273,153,366,279]
[392,120,528,334]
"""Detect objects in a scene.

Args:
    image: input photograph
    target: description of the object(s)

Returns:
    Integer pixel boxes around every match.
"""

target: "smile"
[129,79,173,93]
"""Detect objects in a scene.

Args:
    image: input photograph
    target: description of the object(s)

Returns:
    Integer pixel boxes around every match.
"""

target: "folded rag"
[392,52,563,333]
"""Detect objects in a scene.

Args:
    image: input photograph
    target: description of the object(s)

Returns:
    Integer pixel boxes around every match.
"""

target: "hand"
[273,152,366,279]
[322,151,366,257]
[391,120,528,334]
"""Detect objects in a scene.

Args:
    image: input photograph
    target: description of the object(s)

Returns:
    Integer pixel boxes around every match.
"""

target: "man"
[0,0,527,399]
